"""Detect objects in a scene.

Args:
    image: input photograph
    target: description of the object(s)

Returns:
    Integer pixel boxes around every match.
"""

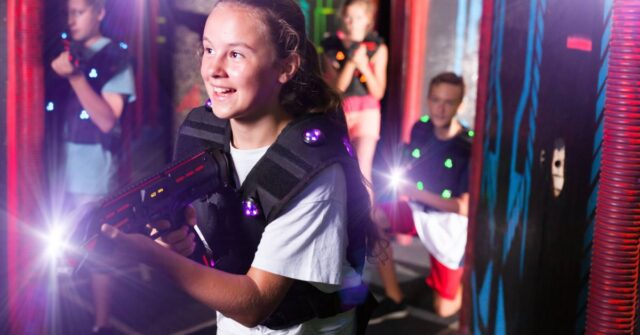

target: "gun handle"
[166,208,215,268]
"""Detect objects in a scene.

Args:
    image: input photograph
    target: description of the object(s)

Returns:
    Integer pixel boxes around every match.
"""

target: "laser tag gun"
[77,148,232,270]
[61,31,86,70]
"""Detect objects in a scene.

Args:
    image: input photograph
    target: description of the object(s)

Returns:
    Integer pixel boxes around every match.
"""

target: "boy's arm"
[400,186,469,216]
[51,51,124,133]
[68,75,124,133]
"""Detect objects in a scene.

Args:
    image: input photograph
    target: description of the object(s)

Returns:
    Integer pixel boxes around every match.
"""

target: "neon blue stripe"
[472,270,481,334]
[468,0,483,58]
[503,0,539,263]
[600,17,611,59]
[591,140,602,183]
[454,0,469,73]
[577,0,611,332]
[496,278,506,334]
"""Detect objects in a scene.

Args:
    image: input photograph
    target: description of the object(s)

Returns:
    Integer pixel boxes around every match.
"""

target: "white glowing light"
[89,68,98,78]
[389,167,405,190]
[119,42,128,50]
[46,101,55,112]
[61,32,68,39]
[46,225,67,260]
[80,110,90,120]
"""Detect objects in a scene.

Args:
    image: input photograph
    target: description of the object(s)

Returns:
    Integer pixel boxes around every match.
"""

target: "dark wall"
[469,0,608,333]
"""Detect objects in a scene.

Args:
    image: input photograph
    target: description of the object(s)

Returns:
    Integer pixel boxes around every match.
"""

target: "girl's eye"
[230,51,243,59]
[205,48,214,55]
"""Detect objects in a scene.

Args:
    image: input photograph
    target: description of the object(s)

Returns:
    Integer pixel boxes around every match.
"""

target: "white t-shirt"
[215,144,358,335]
[409,202,468,269]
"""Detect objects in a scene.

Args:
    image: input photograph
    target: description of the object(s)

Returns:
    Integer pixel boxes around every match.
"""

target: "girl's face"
[200,3,290,122]
[342,2,371,41]
[67,0,103,43]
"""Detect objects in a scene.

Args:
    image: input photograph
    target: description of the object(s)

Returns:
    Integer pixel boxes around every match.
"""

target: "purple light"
[303,128,324,145]
[206,99,212,108]
[242,198,259,217]
[343,136,354,157]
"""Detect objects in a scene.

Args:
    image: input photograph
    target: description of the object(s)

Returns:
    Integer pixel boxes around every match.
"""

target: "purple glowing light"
[303,128,324,145]
[343,136,354,157]
[242,198,260,217]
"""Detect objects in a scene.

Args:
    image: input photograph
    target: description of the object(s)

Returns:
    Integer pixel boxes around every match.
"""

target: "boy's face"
[427,83,463,130]
[67,0,104,42]
[200,3,291,122]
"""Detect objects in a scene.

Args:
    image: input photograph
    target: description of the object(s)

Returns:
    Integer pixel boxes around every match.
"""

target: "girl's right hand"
[149,206,198,257]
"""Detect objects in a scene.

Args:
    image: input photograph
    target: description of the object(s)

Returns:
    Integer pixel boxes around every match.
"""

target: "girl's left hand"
[101,224,166,265]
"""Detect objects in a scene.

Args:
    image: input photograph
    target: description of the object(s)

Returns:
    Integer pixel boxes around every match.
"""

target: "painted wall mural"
[469,0,609,333]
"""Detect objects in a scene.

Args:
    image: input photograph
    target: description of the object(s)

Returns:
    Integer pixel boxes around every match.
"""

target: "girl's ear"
[278,53,301,84]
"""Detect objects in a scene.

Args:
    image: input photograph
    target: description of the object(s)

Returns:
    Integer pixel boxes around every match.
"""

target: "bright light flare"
[388,167,406,190]
[45,225,68,260]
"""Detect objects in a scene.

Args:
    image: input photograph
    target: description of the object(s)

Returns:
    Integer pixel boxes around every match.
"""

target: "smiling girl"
[100,1,380,334]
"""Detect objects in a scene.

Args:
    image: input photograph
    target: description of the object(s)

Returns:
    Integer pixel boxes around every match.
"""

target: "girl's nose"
[206,57,226,78]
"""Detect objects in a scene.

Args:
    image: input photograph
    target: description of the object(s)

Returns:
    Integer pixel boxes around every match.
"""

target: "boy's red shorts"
[378,201,464,300]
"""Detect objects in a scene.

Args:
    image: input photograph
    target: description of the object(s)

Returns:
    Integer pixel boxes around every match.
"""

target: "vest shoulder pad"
[242,114,356,222]
[320,34,342,53]
[174,106,228,160]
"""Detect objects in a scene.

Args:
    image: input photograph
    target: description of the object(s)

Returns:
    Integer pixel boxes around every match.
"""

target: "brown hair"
[213,0,342,117]
[428,72,465,99]
[85,0,105,11]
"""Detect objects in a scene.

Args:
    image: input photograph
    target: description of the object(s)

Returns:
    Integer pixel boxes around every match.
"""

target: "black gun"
[78,148,231,269]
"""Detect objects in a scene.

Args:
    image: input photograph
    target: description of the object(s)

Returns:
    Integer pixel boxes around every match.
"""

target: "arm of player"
[51,51,124,133]
[353,43,388,100]
[400,185,469,216]
[102,215,293,328]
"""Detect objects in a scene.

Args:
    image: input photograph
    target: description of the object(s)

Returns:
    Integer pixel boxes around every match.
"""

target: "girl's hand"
[101,224,163,265]
[351,45,369,70]
[51,51,78,78]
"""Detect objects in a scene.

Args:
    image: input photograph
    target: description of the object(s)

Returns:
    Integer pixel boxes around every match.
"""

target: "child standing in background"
[322,0,388,199]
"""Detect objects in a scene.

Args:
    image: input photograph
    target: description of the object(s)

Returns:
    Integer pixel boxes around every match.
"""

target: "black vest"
[321,32,383,97]
[174,106,372,329]
[62,40,130,151]
[405,119,473,209]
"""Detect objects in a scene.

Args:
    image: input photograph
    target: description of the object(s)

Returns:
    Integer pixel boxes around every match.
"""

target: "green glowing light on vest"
[416,181,424,191]
[444,158,453,169]
[411,148,421,159]
[441,189,452,199]
[468,130,475,137]
[420,115,430,123]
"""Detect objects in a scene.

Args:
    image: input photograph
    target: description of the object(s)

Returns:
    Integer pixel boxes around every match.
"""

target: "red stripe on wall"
[401,0,430,142]
[6,0,45,333]
[461,0,495,330]
[6,1,19,330]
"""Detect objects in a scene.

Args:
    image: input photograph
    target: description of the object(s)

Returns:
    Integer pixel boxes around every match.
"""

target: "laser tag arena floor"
[52,237,459,334]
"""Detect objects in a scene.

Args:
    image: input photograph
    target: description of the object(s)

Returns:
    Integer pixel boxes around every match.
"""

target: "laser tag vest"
[61,40,130,151]
[174,106,372,329]
[321,32,383,97]
[405,118,473,210]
